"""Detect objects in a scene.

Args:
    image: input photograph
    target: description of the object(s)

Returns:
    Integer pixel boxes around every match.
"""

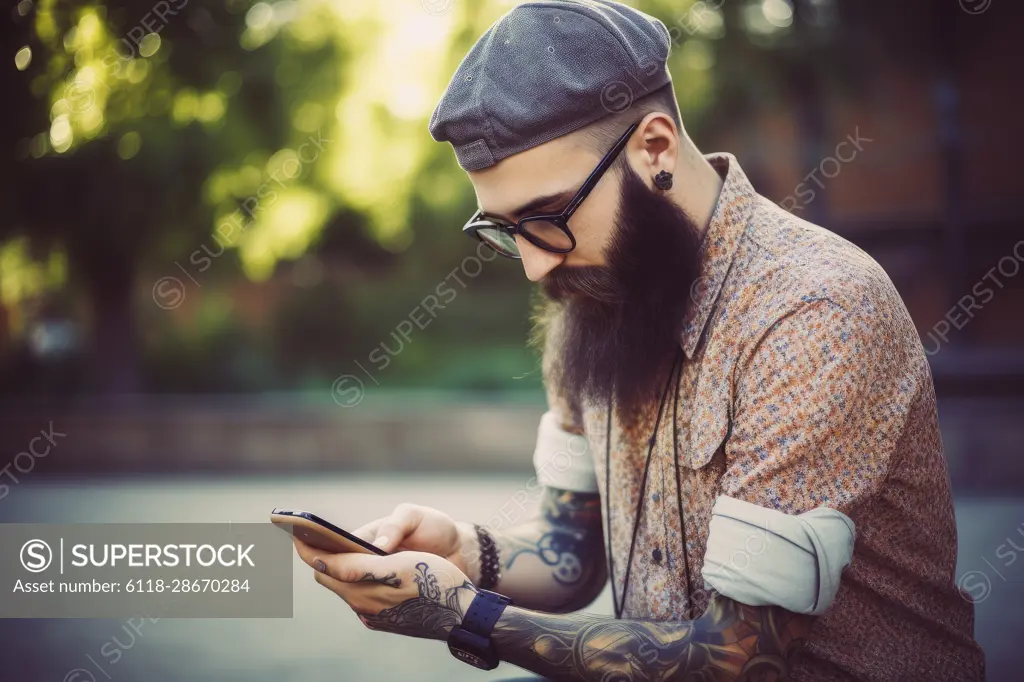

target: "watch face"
[448,631,497,670]
[451,648,488,669]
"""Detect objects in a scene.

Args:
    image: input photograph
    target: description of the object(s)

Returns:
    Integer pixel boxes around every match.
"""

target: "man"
[293,1,985,679]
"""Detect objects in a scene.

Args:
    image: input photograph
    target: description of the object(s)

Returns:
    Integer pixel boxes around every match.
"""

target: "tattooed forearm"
[541,487,604,527]
[492,591,813,681]
[490,487,607,612]
[362,562,476,641]
[504,530,589,586]
[356,571,402,588]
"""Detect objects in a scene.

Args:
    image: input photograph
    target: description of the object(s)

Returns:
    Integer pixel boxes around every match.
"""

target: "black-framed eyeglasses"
[462,122,640,260]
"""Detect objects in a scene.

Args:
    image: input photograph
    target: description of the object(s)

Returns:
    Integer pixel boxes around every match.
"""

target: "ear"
[630,112,679,185]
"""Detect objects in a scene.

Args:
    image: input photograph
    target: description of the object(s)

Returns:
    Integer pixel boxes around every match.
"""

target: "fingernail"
[314,559,326,573]
[373,536,389,549]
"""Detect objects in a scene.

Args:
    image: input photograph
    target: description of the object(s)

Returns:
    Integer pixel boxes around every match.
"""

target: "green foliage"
[0,0,871,394]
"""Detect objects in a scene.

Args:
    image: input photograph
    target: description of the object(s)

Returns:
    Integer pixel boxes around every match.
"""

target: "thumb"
[351,518,384,543]
[372,503,422,553]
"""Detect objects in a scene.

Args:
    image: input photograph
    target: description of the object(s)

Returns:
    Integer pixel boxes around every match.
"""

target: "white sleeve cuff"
[531,411,598,493]
[702,494,855,615]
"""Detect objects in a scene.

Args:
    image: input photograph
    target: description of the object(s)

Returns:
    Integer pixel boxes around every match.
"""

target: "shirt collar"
[679,152,758,359]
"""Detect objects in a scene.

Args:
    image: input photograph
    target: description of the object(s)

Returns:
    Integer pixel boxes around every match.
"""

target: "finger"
[293,536,326,570]
[312,568,377,615]
[293,536,352,573]
[351,518,385,542]
[312,564,348,596]
[372,503,423,553]
[293,537,397,586]
[315,549,392,583]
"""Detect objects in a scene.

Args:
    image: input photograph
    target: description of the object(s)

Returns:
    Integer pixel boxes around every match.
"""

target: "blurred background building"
[1,0,1022,679]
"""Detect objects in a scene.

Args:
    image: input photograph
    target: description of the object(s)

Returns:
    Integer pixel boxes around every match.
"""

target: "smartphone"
[270,508,389,556]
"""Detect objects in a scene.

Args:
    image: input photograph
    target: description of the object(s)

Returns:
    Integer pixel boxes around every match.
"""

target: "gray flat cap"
[428,0,673,172]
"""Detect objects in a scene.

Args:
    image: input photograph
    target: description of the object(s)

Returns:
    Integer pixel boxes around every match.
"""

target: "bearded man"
[292,1,985,679]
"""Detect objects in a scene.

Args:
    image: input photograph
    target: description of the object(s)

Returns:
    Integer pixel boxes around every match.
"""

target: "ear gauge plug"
[653,170,673,190]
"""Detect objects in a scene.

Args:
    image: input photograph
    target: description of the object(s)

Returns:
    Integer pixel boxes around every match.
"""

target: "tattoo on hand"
[362,562,475,641]
[357,571,402,588]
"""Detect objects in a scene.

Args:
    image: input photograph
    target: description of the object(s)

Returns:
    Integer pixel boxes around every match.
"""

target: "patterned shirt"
[542,153,986,680]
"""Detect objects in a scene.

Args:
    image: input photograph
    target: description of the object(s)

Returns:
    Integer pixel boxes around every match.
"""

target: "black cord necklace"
[604,346,692,619]
[671,353,695,619]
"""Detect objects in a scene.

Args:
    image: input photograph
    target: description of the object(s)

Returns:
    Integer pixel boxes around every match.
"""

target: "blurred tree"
[1,0,357,392]
[3,0,1005,396]
[0,0,525,394]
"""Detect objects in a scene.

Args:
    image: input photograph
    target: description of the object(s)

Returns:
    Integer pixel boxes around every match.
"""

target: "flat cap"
[428,0,673,172]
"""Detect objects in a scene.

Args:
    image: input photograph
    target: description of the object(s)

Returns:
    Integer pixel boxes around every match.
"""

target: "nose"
[516,235,565,282]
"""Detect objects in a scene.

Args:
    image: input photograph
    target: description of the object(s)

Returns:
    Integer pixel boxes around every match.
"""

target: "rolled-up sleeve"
[702,494,855,615]
[532,410,598,493]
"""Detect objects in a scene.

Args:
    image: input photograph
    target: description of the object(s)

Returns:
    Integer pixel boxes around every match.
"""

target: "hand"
[352,503,478,580]
[294,536,477,641]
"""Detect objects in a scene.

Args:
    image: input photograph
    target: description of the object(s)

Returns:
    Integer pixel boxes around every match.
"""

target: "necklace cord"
[605,347,683,619]
[604,403,615,616]
[671,358,694,618]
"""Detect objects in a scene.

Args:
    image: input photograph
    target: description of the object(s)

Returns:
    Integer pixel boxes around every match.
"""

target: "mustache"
[542,265,621,304]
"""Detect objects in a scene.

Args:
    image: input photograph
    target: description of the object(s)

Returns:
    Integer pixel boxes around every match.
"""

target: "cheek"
[570,189,619,266]
[570,217,615,266]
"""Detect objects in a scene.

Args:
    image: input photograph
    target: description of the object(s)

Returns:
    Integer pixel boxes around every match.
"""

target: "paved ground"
[0,475,1019,681]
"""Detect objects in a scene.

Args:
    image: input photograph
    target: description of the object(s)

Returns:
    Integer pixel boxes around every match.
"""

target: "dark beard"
[536,162,704,421]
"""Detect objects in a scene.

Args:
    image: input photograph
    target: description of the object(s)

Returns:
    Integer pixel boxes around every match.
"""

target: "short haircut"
[572,82,683,168]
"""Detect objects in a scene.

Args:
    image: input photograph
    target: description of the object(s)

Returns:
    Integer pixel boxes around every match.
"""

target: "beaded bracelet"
[473,523,501,591]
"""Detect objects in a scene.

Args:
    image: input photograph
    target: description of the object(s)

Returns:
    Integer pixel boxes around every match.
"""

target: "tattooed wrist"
[456,520,484,584]
[362,561,478,641]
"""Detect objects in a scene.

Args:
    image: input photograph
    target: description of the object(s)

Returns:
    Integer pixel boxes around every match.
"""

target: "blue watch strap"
[461,589,511,639]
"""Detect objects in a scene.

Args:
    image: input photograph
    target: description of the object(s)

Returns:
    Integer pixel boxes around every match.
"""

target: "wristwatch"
[447,589,512,670]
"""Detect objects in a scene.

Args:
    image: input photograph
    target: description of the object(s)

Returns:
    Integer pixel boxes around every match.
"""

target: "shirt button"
[652,547,662,563]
